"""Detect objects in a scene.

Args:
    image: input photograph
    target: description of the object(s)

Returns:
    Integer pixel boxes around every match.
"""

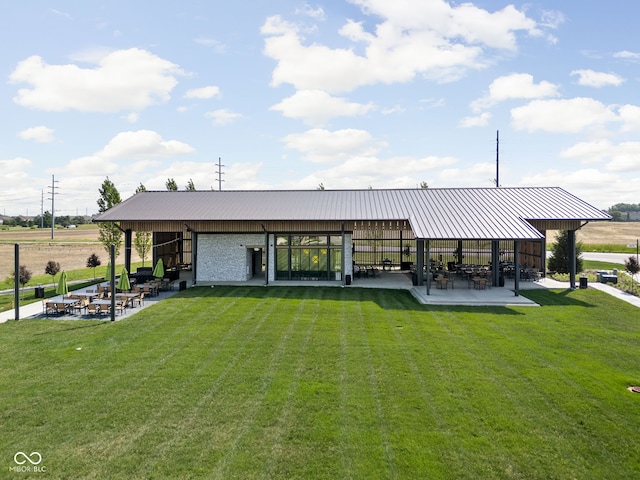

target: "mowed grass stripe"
[2,286,640,479]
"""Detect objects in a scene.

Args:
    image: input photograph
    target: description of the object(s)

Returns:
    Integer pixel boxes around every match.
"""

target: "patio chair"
[86,303,101,316]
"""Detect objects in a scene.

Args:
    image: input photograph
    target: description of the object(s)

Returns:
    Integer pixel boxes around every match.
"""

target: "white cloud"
[470,73,559,112]
[295,4,326,21]
[571,69,624,87]
[561,139,640,172]
[100,130,194,159]
[270,90,374,126]
[459,112,492,128]
[205,109,243,126]
[619,105,640,132]
[282,128,384,163]
[123,112,139,123]
[286,154,458,189]
[262,1,543,94]
[193,37,226,54]
[184,86,221,99]
[10,48,184,112]
[18,125,55,143]
[511,97,618,133]
[613,50,640,61]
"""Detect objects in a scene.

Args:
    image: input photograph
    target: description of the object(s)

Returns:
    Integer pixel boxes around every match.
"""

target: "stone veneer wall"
[197,232,352,283]
[197,233,264,282]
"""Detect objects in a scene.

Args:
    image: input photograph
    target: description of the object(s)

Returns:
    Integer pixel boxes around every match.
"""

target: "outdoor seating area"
[42,288,145,317]
[25,258,182,321]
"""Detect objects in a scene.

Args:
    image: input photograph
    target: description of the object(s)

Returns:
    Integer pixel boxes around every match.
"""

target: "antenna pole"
[495,130,500,188]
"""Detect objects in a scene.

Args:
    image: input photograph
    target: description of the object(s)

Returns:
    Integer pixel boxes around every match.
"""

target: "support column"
[514,240,520,296]
[416,239,424,286]
[341,223,346,285]
[491,240,500,287]
[192,232,198,285]
[264,230,269,286]
[569,229,576,290]
[540,232,547,278]
[124,229,132,273]
[425,240,431,295]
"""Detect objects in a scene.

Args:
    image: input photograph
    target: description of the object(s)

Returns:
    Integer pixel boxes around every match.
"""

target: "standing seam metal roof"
[94,187,610,240]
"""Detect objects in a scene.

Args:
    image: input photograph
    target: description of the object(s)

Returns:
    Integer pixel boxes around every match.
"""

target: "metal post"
[568,230,576,290]
[264,230,269,286]
[110,243,116,322]
[514,240,520,296]
[416,239,424,286]
[14,244,20,321]
[425,240,431,295]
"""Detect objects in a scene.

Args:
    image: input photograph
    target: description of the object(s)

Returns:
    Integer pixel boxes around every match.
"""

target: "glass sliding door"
[275,234,342,281]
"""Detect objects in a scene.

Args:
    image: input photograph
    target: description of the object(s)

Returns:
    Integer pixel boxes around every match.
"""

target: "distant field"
[0,225,141,281]
[549,221,640,245]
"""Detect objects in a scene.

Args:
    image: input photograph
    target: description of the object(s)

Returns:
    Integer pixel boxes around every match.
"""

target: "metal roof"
[94,187,610,240]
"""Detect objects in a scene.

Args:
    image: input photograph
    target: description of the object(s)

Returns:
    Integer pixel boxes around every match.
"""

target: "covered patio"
[94,187,610,296]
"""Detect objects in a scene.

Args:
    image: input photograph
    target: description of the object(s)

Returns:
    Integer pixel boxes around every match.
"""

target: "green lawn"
[1,286,640,479]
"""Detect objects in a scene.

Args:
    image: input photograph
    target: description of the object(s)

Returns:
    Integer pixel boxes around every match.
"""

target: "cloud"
[193,37,226,54]
[262,1,543,93]
[561,139,640,172]
[511,97,618,133]
[295,4,326,20]
[205,109,243,126]
[459,112,492,128]
[470,73,559,112]
[571,69,624,87]
[18,126,55,143]
[613,50,640,61]
[270,90,374,126]
[282,128,384,163]
[100,130,194,159]
[619,105,640,132]
[184,86,221,99]
[286,154,458,189]
[10,48,184,112]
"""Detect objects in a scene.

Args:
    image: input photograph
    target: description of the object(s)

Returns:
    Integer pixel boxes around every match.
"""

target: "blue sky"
[1,0,639,217]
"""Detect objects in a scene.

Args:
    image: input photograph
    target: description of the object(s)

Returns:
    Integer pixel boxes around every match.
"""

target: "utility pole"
[48,175,59,239]
[216,157,225,191]
[40,190,44,229]
[495,130,500,188]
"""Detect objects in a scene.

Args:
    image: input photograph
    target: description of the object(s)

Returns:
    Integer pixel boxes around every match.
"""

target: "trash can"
[345,274,351,286]
[498,276,505,287]
[179,280,187,291]
[579,276,588,289]
[34,286,45,298]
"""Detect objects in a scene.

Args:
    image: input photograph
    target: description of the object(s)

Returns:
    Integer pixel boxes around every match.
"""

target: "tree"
[97,177,123,257]
[185,179,196,191]
[44,260,60,289]
[166,178,178,191]
[317,183,325,190]
[134,183,152,266]
[12,265,32,299]
[625,256,640,292]
[548,230,583,274]
[419,181,429,189]
[86,253,101,279]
